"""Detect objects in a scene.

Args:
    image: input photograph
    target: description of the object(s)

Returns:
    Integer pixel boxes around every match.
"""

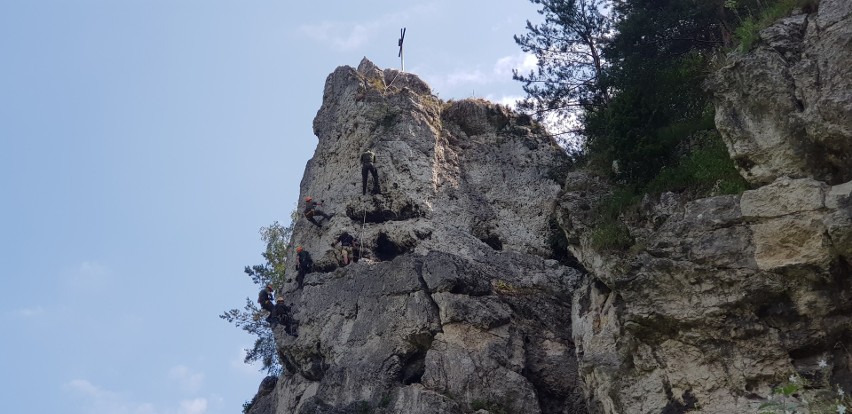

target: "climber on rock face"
[360,148,381,195]
[295,246,313,289]
[258,284,274,312]
[271,295,297,336]
[303,196,332,227]
[331,231,359,266]
[258,284,276,324]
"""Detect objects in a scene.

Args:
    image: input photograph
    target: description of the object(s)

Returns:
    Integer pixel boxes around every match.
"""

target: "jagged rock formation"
[562,173,852,413]
[250,58,586,414]
[246,4,851,412]
[710,0,852,186]
[563,2,852,413]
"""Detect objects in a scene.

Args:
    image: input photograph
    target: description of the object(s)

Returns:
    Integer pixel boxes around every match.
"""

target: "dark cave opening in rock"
[373,232,410,261]
[399,349,427,385]
[480,234,503,251]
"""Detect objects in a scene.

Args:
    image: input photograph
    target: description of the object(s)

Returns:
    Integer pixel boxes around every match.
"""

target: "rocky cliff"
[247,3,851,411]
[250,58,586,414]
[565,2,852,413]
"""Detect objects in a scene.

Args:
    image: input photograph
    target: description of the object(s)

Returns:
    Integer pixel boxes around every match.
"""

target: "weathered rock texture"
[562,174,852,414]
[251,58,585,414]
[561,3,852,412]
[248,4,852,412]
[710,0,852,185]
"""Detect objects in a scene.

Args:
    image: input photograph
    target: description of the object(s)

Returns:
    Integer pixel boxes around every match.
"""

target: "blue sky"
[0,1,540,413]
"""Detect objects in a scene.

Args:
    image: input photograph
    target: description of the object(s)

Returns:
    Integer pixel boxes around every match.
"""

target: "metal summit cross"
[398,27,406,72]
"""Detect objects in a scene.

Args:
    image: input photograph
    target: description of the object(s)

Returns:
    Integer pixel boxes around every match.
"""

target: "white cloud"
[79,261,109,278]
[178,398,207,414]
[445,69,489,86]
[426,53,538,96]
[486,94,525,109]
[299,21,370,50]
[10,306,45,318]
[64,379,208,414]
[298,4,437,51]
[169,365,204,393]
[494,53,538,77]
[230,347,261,376]
[64,260,112,291]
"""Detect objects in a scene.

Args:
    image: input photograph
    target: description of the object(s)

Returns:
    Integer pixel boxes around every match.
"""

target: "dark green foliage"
[588,186,640,250]
[220,220,294,376]
[470,400,509,414]
[732,0,819,51]
[590,220,634,251]
[513,0,611,123]
[645,132,749,196]
[242,399,254,414]
[515,0,816,189]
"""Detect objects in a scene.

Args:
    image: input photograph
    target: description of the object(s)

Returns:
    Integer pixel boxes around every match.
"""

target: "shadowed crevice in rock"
[479,233,503,251]
[373,232,413,261]
[345,196,425,223]
[414,257,443,332]
[660,389,697,414]
[399,348,428,385]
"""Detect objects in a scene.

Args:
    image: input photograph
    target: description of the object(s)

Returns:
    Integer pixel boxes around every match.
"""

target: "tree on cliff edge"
[513,0,611,123]
[220,220,293,376]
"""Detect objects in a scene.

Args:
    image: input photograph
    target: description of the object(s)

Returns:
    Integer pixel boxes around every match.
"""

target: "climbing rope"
[384,72,400,91]
[357,205,367,261]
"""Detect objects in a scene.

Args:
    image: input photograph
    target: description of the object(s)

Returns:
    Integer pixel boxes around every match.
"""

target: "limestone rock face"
[561,5,852,411]
[709,0,852,185]
[563,174,852,414]
[266,58,585,414]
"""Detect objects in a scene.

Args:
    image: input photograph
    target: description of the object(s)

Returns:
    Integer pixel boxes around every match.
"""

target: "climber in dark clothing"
[258,284,275,313]
[303,196,332,227]
[271,296,297,336]
[295,246,313,289]
[331,231,359,265]
[360,149,381,195]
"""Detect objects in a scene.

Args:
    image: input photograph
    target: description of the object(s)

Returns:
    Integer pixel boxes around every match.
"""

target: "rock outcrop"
[562,173,852,413]
[251,58,586,414]
[710,0,852,186]
[562,2,852,412]
[247,4,851,412]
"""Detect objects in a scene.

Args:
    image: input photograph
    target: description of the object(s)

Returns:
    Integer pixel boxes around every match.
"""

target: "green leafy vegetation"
[731,0,819,51]
[589,187,640,250]
[515,0,801,250]
[645,132,749,197]
[758,363,851,414]
[220,220,294,376]
[470,399,508,414]
[513,0,611,123]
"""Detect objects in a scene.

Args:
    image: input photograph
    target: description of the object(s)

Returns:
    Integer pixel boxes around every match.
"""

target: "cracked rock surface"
[563,174,852,413]
[249,58,586,414]
[709,0,852,185]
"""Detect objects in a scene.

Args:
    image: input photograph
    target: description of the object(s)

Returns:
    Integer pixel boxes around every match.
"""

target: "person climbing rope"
[295,246,313,289]
[258,284,276,324]
[271,295,297,336]
[360,148,381,195]
[303,196,332,227]
[258,284,274,312]
[331,231,359,266]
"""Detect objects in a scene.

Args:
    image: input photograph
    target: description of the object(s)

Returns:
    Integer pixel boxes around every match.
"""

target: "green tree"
[513,0,612,124]
[586,0,735,181]
[220,220,293,376]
